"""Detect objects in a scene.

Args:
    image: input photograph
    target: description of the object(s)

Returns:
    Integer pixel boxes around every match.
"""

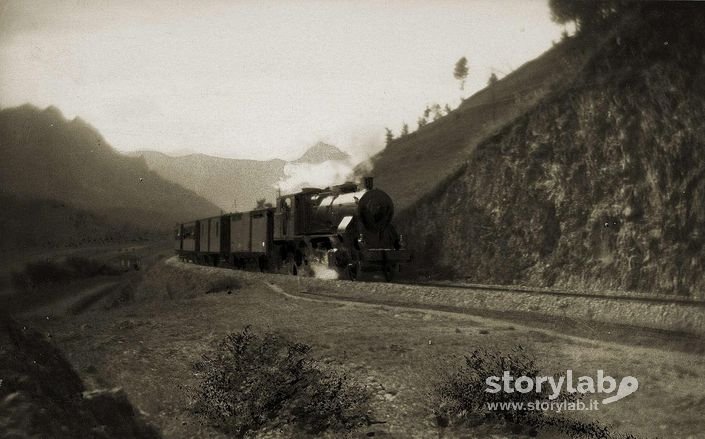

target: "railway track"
[397,280,705,308]
[168,257,705,335]
[263,279,705,351]
[173,255,705,309]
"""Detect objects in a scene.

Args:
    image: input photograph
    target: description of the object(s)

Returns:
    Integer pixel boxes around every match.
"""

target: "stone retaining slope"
[166,257,705,336]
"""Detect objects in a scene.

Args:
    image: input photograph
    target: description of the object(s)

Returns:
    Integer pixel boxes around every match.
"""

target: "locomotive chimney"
[363,176,374,190]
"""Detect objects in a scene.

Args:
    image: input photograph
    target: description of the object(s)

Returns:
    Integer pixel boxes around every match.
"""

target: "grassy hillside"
[0,193,159,251]
[400,4,705,297]
[363,32,605,211]
[0,105,220,231]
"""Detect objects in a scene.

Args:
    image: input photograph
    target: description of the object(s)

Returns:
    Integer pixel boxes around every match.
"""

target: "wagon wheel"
[257,256,268,272]
[383,263,397,282]
[347,262,361,281]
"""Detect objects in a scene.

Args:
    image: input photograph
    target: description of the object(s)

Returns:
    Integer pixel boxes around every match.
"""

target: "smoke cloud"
[276,159,357,194]
[310,261,340,280]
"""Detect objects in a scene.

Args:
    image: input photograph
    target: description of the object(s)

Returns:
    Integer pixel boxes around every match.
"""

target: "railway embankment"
[159,258,705,336]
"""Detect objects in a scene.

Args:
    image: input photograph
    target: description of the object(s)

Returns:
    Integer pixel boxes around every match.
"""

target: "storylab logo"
[485,370,639,411]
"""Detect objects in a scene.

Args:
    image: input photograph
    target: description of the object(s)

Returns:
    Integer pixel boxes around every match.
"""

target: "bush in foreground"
[433,346,643,439]
[191,327,371,437]
[433,345,550,432]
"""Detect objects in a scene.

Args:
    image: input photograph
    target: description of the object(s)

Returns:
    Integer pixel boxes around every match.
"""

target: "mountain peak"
[0,104,220,230]
[294,142,350,164]
[44,105,65,120]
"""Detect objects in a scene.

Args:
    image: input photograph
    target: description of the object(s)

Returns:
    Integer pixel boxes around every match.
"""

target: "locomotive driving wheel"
[286,253,299,276]
[347,261,361,281]
[285,248,306,276]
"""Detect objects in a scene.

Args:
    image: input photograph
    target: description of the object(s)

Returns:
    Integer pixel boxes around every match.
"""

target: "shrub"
[433,345,552,431]
[65,256,119,278]
[192,327,370,437]
[432,346,643,439]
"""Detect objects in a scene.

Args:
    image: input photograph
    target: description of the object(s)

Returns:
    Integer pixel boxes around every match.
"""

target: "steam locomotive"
[174,177,410,281]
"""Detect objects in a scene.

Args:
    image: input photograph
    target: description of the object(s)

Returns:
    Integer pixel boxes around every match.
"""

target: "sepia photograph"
[1,0,704,437]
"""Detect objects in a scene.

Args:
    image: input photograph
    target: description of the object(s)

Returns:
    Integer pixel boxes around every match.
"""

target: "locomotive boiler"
[175,177,410,281]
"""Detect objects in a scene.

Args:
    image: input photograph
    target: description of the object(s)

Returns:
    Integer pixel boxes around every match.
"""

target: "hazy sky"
[0,0,565,161]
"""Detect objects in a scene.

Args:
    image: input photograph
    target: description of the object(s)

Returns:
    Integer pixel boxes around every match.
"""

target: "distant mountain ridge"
[135,142,351,211]
[293,142,350,164]
[0,104,220,234]
[135,151,286,213]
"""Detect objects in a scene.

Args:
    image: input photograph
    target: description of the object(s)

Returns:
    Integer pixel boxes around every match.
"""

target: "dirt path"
[0,240,169,297]
[263,280,691,359]
[1,241,170,316]
[183,258,704,355]
[25,280,122,318]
